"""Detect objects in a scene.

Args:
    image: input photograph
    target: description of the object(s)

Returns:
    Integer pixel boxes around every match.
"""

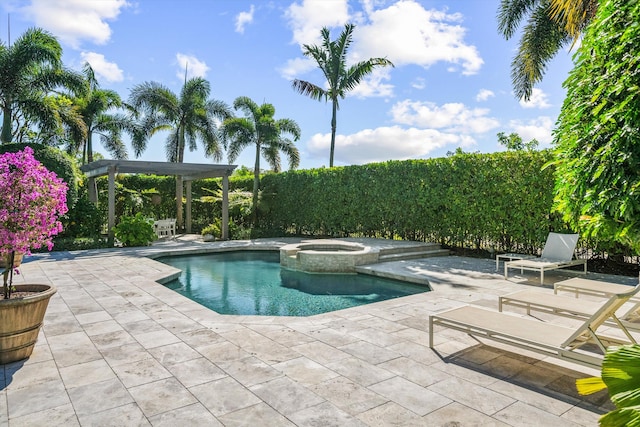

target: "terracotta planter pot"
[0,284,56,364]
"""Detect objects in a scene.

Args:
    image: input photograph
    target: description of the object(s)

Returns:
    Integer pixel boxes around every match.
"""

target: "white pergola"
[80,160,237,239]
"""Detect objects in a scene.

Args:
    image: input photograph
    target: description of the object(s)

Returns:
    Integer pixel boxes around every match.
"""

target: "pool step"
[378,247,450,262]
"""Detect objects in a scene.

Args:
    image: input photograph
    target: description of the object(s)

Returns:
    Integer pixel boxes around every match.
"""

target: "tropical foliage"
[112,213,156,247]
[0,27,85,144]
[577,344,640,426]
[128,77,231,229]
[552,0,640,252]
[497,0,597,100]
[497,132,539,151]
[292,23,393,167]
[221,96,300,222]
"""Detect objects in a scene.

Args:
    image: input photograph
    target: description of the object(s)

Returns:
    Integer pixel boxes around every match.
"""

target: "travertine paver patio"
[1,237,637,426]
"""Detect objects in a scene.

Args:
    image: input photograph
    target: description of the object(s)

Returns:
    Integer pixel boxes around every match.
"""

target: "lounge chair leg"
[429,317,434,348]
[612,314,637,344]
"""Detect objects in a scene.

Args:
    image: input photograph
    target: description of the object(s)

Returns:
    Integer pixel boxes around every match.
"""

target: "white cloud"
[279,57,317,80]
[350,68,394,98]
[411,78,426,90]
[390,100,500,134]
[509,116,555,146]
[354,0,483,75]
[476,89,495,102]
[285,0,349,46]
[282,0,483,98]
[519,88,551,109]
[175,54,209,80]
[306,126,471,165]
[235,5,255,34]
[19,0,129,48]
[80,52,124,83]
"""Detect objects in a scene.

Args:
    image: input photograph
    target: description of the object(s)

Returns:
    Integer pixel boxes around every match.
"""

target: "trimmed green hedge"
[260,150,567,252]
[90,150,587,254]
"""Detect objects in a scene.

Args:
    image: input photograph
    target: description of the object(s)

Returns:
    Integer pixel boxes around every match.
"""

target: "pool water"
[158,251,429,316]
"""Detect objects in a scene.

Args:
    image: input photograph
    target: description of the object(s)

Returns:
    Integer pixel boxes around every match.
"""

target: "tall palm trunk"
[252,142,261,225]
[330,98,338,167]
[176,128,186,232]
[87,133,94,163]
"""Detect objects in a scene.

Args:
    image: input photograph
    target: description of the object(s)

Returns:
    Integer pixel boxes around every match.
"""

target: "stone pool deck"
[2,236,637,426]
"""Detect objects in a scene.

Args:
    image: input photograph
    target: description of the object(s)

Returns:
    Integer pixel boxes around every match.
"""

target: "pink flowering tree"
[0,147,68,299]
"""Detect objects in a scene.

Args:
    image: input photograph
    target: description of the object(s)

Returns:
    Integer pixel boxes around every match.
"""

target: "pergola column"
[107,165,116,238]
[185,181,192,234]
[222,174,229,240]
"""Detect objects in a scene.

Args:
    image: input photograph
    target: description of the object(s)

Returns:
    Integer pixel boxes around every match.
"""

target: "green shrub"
[202,218,242,240]
[49,237,112,251]
[113,213,156,247]
[201,221,221,238]
[553,0,640,253]
[60,189,103,238]
[0,143,79,208]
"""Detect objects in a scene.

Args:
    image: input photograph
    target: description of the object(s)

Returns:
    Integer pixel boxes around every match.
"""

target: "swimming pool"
[158,251,429,316]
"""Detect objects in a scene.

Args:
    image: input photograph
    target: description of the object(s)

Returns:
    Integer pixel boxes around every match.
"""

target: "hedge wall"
[90,150,580,254]
[260,150,568,253]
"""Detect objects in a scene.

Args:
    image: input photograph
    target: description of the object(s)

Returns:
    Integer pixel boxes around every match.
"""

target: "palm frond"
[549,0,598,40]
[342,57,394,93]
[511,5,570,100]
[291,79,327,102]
[497,0,542,39]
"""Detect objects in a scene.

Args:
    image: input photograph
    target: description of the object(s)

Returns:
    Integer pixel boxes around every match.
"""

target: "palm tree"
[221,96,300,223]
[128,77,231,230]
[497,0,598,101]
[292,23,393,167]
[70,63,133,164]
[0,27,85,143]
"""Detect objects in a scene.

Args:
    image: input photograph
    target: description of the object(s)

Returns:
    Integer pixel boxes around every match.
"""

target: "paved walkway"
[2,237,637,426]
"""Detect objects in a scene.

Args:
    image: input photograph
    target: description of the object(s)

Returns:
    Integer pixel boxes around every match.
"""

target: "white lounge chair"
[429,283,640,369]
[554,277,637,298]
[499,286,640,331]
[503,233,587,284]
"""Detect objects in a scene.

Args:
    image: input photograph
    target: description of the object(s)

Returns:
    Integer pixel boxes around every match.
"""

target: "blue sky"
[2,0,575,170]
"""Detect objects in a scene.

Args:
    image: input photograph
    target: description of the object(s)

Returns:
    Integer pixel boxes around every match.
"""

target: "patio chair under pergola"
[80,159,237,239]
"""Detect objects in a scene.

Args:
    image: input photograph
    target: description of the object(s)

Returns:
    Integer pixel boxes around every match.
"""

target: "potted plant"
[0,146,68,364]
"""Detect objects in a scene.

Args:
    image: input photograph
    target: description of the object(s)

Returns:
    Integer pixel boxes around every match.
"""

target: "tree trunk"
[329,98,338,167]
[252,143,261,226]
[176,127,185,231]
[87,133,93,163]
